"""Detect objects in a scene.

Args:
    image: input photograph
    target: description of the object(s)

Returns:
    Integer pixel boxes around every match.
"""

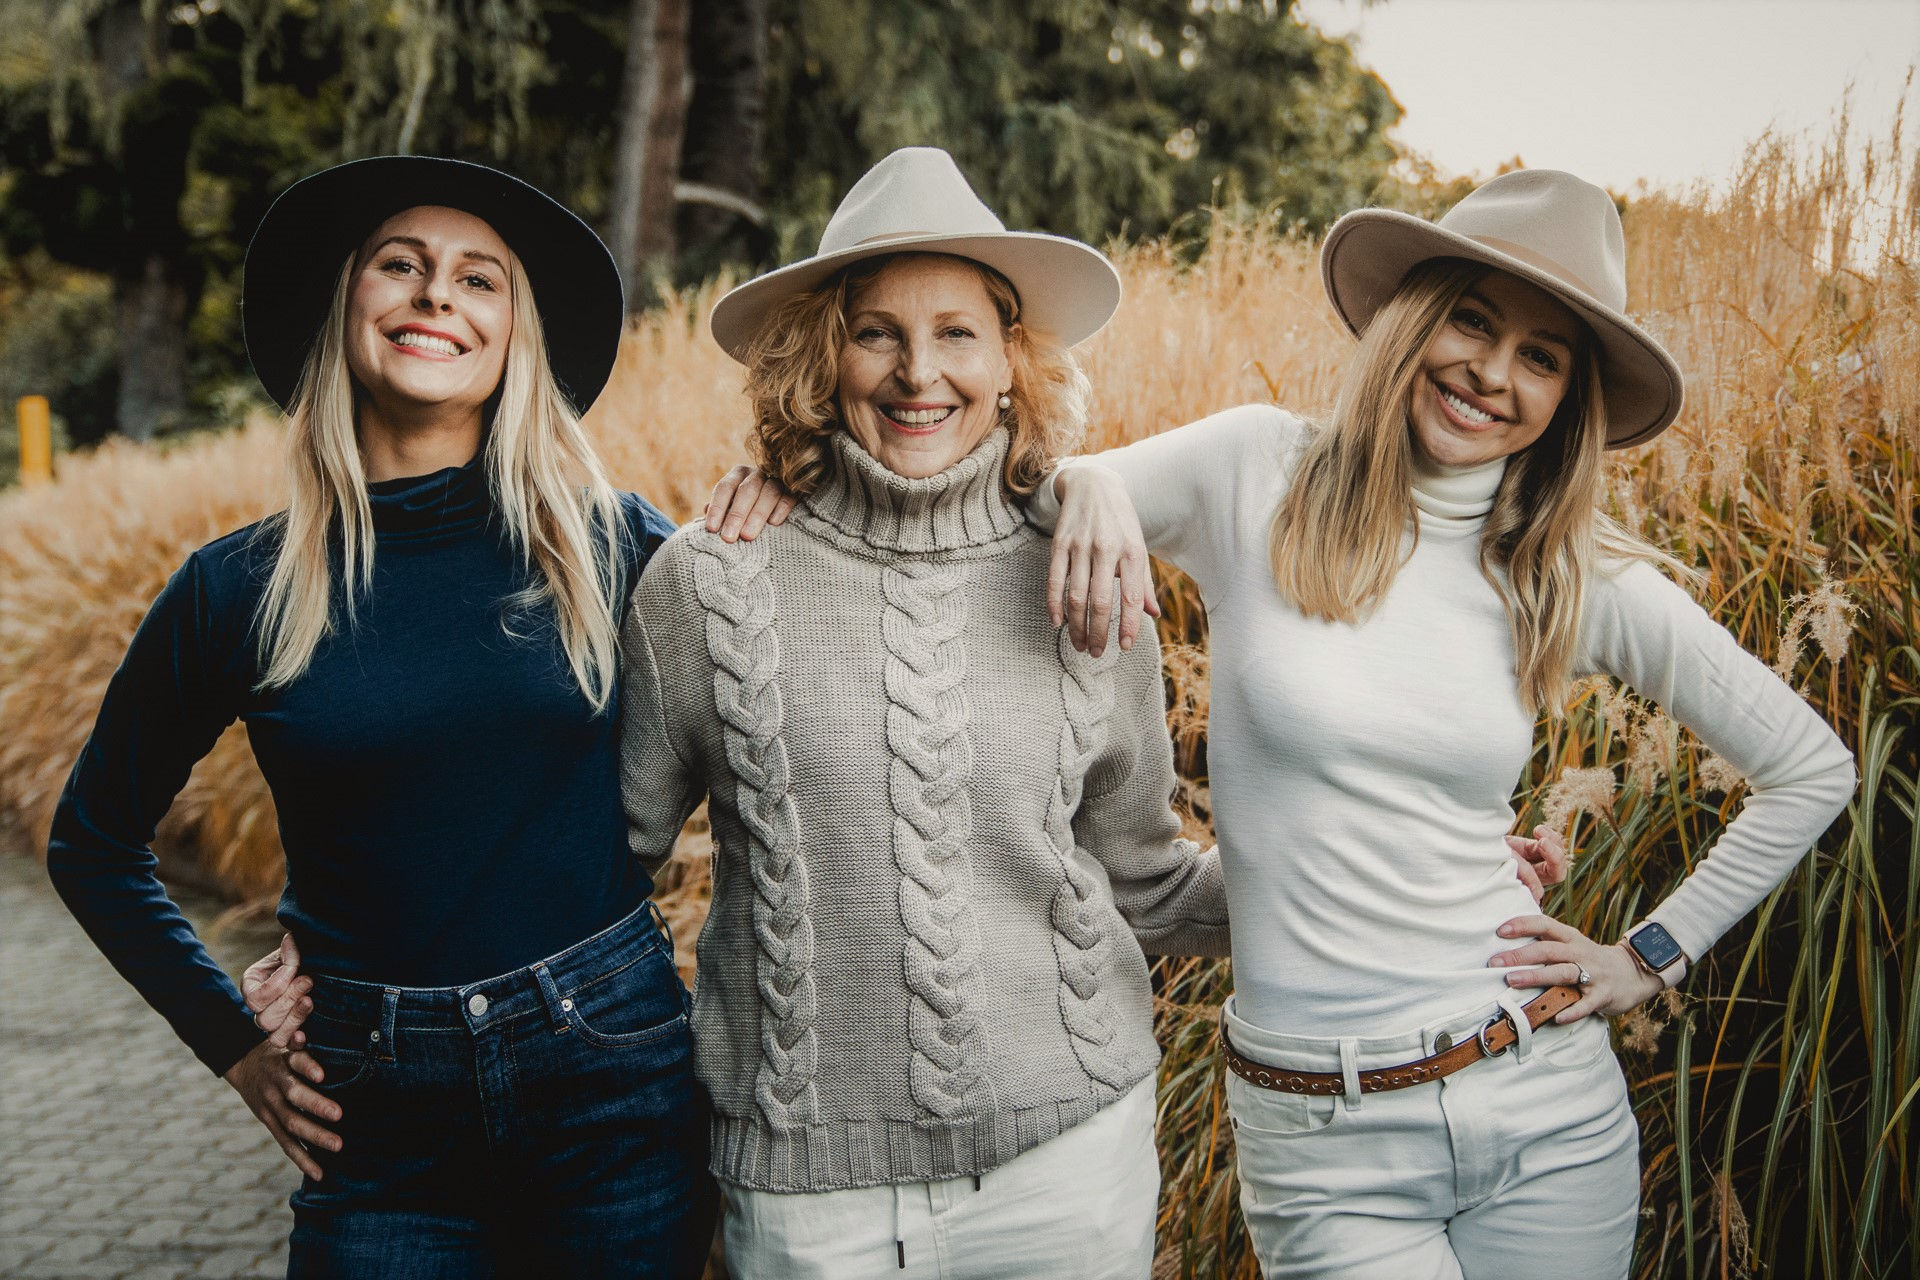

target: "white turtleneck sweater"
[1028,404,1855,1036]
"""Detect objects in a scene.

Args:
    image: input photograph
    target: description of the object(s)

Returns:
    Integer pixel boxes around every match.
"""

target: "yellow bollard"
[17,396,53,487]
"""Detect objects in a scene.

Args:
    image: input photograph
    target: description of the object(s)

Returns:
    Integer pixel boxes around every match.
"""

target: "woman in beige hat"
[624,146,1231,1278]
[1016,169,1856,1276]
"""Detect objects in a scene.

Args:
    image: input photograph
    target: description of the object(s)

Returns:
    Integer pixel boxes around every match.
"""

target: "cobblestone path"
[1,847,291,1279]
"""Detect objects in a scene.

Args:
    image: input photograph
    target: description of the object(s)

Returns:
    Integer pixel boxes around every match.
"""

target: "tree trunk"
[639,0,690,267]
[95,0,195,440]
[114,257,192,442]
[679,0,770,275]
[608,0,691,311]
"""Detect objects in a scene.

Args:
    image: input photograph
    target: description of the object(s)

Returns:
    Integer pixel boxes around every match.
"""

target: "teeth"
[1441,388,1495,424]
[392,332,463,356]
[885,407,953,426]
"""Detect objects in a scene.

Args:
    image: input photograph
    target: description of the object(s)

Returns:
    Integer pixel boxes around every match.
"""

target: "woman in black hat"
[46,157,714,1277]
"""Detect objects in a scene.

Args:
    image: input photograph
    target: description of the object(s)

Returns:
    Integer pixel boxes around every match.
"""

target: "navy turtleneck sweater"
[47,458,676,1076]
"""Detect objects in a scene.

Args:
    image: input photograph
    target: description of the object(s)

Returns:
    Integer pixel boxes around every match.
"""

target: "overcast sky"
[1292,0,1918,193]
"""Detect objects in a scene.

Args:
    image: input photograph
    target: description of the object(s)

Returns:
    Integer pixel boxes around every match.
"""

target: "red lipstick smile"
[879,402,958,435]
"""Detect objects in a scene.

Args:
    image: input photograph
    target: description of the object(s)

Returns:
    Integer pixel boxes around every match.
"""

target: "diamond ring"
[1576,965,1594,987]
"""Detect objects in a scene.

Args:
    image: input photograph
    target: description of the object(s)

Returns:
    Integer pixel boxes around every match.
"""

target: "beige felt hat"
[709,147,1121,362]
[1319,169,1685,448]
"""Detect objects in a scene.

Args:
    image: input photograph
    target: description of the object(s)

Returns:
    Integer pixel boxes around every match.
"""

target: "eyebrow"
[367,235,508,273]
[1464,289,1575,352]
[846,307,989,325]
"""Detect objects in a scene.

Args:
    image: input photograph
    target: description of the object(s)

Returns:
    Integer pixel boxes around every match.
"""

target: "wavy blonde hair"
[741,252,1089,498]
[254,248,627,711]
[1268,257,1680,712]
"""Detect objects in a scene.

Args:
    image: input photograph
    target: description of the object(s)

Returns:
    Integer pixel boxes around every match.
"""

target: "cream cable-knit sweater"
[620,428,1229,1192]
[1029,404,1855,1037]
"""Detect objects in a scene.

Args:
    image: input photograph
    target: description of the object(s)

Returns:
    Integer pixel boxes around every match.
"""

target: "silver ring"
[1576,965,1594,987]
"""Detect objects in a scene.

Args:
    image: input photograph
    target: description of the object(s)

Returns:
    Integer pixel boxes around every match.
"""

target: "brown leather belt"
[1220,985,1584,1095]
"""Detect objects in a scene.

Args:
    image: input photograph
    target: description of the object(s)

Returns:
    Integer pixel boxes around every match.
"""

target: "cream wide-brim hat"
[1319,169,1685,448]
[709,147,1121,361]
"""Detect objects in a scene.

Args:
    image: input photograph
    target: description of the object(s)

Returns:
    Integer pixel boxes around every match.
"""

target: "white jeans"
[1223,994,1639,1280]
[720,1076,1160,1279]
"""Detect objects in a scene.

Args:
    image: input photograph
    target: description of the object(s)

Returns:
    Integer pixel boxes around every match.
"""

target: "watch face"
[1631,923,1685,971]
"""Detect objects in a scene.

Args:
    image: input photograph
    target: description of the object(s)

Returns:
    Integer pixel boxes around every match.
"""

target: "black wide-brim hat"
[243,156,623,415]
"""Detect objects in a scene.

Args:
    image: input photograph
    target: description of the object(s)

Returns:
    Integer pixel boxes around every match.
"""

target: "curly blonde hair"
[741,252,1089,499]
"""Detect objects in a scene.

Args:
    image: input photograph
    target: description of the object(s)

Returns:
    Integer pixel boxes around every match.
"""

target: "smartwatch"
[1622,921,1689,987]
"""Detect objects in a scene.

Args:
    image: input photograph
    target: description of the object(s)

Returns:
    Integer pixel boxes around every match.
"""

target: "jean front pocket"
[1535,1013,1613,1072]
[555,941,690,1052]
[302,1014,381,1093]
[1225,1072,1342,1139]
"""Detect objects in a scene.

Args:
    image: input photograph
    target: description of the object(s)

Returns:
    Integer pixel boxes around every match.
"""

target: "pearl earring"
[997,393,1012,410]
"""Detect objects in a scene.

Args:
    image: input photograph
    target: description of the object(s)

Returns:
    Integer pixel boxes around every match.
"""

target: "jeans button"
[1434,1032,1453,1053]
[468,993,489,1017]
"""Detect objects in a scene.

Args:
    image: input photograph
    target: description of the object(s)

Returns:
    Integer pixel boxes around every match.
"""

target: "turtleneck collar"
[367,450,491,545]
[1410,450,1506,523]
[800,428,1028,557]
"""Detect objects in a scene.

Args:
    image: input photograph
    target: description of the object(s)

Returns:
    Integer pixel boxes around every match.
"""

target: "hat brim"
[1319,210,1684,448]
[709,231,1121,361]
[243,156,624,415]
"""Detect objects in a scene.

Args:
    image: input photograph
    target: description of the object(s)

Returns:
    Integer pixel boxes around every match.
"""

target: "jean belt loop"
[647,898,674,956]
[531,962,570,1033]
[1337,1038,1363,1112]
[1497,991,1534,1063]
[375,988,400,1061]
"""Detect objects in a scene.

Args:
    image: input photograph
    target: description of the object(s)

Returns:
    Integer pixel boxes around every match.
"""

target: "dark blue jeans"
[287,901,715,1279]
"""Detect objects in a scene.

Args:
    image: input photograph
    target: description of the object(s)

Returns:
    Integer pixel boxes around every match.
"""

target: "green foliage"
[2,0,1408,443]
[760,0,1401,254]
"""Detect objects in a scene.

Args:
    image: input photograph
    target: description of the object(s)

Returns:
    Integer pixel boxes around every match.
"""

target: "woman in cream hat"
[624,146,1233,1278]
[1023,169,1855,1275]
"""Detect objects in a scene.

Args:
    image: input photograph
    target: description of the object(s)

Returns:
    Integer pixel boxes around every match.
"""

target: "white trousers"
[1224,994,1640,1280]
[720,1076,1160,1280]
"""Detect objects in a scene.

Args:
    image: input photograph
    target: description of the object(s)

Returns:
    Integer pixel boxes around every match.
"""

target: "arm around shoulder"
[1029,403,1301,603]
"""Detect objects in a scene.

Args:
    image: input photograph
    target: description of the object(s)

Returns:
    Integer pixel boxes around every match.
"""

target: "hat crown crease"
[819,149,1006,254]
[1438,171,1628,311]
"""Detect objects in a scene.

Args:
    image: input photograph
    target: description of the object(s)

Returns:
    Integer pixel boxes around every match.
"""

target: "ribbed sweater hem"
[708,1076,1150,1192]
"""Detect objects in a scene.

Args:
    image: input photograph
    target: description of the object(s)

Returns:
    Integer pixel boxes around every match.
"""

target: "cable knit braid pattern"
[691,532,821,1128]
[1043,627,1134,1089]
[882,558,996,1120]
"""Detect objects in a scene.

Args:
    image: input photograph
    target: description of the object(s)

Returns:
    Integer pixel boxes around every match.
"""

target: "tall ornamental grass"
[0,114,1911,1276]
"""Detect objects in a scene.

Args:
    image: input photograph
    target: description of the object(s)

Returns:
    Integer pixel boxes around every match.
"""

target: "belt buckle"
[1475,1008,1514,1059]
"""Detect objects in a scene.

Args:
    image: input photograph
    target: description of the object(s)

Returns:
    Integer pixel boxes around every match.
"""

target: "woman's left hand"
[1488,914,1666,1022]
[1505,824,1567,904]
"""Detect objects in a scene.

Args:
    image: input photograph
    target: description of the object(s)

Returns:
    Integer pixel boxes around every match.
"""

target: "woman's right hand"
[1047,464,1159,657]
[222,1039,342,1180]
[242,933,311,1049]
[706,465,796,543]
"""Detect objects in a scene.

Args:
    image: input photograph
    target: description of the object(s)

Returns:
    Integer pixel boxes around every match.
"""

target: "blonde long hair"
[1268,258,1678,712]
[254,250,627,711]
[741,253,1090,499]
